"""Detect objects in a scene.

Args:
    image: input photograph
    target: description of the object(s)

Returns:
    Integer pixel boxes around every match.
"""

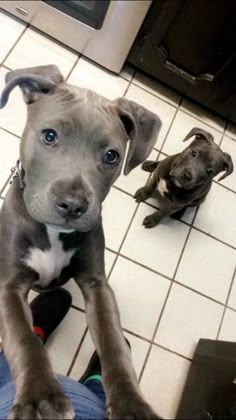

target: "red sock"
[33,326,45,343]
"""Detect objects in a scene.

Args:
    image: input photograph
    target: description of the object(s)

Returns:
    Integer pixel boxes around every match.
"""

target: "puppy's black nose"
[56,196,88,219]
[183,170,192,182]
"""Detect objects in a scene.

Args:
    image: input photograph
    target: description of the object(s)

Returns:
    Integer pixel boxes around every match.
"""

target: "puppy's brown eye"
[104,150,120,164]
[207,168,213,175]
[42,129,58,146]
[192,150,197,157]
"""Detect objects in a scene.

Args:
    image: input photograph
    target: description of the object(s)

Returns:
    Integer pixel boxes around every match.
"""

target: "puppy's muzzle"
[56,194,88,220]
[170,169,192,181]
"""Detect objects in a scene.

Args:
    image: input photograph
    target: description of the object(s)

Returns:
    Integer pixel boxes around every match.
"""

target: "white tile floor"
[0,10,236,419]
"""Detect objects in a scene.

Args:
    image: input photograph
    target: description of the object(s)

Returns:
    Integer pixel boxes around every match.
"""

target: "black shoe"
[30,288,72,344]
[79,337,131,383]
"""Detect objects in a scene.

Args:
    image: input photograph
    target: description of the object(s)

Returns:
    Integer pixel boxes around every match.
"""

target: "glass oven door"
[43,0,110,29]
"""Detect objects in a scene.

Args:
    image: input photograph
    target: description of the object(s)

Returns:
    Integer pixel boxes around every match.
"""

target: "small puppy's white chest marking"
[23,227,76,288]
[157,178,169,197]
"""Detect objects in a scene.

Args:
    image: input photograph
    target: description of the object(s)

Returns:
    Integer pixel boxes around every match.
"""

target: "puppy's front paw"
[8,383,74,420]
[134,187,150,203]
[143,213,161,228]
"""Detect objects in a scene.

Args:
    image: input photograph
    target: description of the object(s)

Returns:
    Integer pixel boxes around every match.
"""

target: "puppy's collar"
[10,160,24,190]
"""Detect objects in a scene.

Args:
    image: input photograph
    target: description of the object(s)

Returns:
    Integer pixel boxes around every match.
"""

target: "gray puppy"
[0,65,162,419]
[134,128,233,228]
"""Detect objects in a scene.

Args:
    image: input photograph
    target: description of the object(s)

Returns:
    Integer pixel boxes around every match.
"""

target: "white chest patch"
[23,227,76,288]
[157,178,169,197]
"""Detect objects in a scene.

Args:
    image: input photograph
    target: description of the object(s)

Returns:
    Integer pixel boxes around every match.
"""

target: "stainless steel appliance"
[0,0,151,72]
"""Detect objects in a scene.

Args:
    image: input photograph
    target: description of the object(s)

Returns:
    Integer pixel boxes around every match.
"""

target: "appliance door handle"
[159,46,214,83]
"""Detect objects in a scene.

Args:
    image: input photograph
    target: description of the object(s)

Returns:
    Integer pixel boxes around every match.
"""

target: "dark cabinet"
[128,0,236,123]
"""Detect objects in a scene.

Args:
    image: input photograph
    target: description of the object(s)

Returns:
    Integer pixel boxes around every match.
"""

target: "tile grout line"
[120,69,136,83]
[191,224,236,251]
[138,207,198,383]
[225,303,236,313]
[71,305,85,313]
[159,97,183,154]
[152,342,192,362]
[154,149,168,156]
[1,64,12,71]
[137,281,173,383]
[1,24,28,67]
[123,67,136,97]
[224,121,236,142]
[131,80,181,109]
[122,327,192,362]
[216,265,236,340]
[0,126,21,139]
[107,202,140,279]
[172,279,230,307]
[213,180,236,196]
[0,171,14,196]
[118,253,172,283]
[123,327,152,344]
[66,327,88,377]
[218,120,227,147]
[65,55,80,82]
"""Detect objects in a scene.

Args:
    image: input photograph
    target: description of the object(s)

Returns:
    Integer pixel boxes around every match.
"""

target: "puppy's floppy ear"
[218,152,234,181]
[0,65,64,108]
[183,127,214,143]
[114,98,162,175]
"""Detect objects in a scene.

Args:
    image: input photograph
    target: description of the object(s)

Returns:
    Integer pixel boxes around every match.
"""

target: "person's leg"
[0,289,72,419]
[57,375,106,419]
[83,378,106,403]
[0,351,16,419]
[0,351,13,389]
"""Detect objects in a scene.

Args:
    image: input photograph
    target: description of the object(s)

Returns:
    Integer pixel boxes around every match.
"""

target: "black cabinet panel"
[128,0,236,123]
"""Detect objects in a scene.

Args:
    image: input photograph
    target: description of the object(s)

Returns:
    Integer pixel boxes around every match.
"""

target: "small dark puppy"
[134,127,234,228]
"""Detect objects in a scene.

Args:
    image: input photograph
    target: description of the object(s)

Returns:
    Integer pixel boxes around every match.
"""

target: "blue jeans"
[0,352,106,419]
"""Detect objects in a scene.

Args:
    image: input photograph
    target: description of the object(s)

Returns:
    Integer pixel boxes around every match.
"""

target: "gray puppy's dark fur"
[0,65,162,419]
[134,128,233,228]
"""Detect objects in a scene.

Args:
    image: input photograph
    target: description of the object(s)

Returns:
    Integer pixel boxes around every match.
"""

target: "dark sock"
[83,374,102,384]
